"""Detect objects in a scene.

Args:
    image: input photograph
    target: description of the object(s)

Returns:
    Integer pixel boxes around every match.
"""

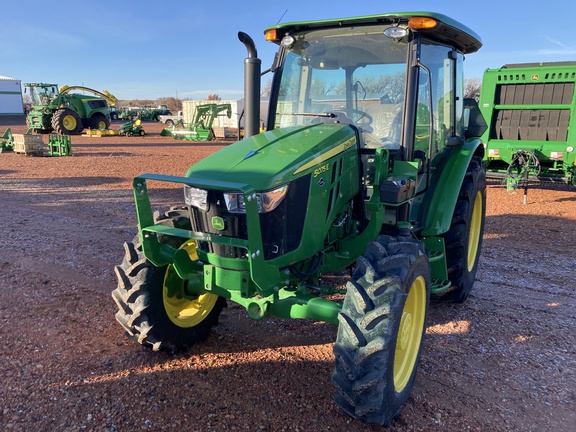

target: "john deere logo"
[531,74,539,81]
[211,216,225,231]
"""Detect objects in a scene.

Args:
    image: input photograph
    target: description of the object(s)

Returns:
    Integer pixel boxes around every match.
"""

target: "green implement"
[479,62,576,186]
[169,103,231,141]
[46,134,72,156]
[1,128,14,152]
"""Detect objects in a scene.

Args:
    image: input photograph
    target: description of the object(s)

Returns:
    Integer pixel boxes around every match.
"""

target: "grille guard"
[133,173,281,296]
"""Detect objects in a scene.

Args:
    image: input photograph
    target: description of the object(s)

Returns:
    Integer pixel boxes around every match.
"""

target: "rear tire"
[89,113,109,130]
[165,119,174,127]
[112,207,226,352]
[332,235,430,426]
[439,156,486,302]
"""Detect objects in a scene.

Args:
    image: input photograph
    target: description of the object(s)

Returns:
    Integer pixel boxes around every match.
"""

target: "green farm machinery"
[1,128,14,152]
[479,62,576,187]
[166,103,231,141]
[116,105,172,121]
[108,106,120,120]
[119,119,146,136]
[116,107,140,121]
[139,105,172,121]
[46,134,72,156]
[113,12,487,426]
[24,84,117,135]
[83,119,145,137]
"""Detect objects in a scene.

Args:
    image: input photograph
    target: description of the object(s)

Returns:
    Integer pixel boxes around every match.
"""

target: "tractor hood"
[186,123,357,191]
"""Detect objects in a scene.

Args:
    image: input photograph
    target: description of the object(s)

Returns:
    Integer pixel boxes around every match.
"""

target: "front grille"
[190,190,247,258]
[190,175,310,260]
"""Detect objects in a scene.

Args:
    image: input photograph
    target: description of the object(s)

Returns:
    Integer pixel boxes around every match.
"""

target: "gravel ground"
[0,120,575,431]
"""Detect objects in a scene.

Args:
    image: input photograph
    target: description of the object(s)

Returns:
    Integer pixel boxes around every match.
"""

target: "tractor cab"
[263,14,485,210]
[25,83,59,106]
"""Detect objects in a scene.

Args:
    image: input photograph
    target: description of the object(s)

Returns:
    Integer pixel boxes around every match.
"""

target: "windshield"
[28,85,58,106]
[273,25,408,149]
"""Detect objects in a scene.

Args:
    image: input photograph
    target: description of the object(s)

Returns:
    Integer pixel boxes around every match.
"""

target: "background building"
[0,76,24,115]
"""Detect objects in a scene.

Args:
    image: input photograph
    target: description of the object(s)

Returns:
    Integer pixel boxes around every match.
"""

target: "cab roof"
[264,11,482,54]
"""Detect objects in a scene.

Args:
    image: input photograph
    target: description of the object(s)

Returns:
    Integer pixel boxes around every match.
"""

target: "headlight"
[184,185,208,211]
[224,184,289,214]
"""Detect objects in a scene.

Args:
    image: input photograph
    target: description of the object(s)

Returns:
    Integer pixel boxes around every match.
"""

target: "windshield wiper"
[286,112,338,118]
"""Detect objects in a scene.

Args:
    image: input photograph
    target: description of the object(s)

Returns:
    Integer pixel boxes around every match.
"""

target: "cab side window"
[419,44,465,154]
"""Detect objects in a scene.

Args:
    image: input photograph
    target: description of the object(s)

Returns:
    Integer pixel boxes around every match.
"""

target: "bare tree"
[156,97,182,113]
[262,78,273,97]
[464,78,482,101]
[207,94,221,101]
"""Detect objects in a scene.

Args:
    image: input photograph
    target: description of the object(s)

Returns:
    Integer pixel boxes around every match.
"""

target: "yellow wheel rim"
[163,240,218,328]
[97,120,107,130]
[63,115,77,131]
[394,275,426,393]
[467,191,483,272]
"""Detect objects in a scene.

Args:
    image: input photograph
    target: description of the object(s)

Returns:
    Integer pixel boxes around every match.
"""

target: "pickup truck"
[158,111,183,127]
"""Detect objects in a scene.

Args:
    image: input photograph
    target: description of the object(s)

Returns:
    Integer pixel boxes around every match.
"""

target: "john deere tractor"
[25,83,117,134]
[112,12,487,426]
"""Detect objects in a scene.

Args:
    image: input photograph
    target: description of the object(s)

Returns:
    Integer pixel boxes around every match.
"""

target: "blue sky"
[3,1,576,101]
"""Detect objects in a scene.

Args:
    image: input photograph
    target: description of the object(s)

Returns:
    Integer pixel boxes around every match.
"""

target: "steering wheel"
[332,108,373,127]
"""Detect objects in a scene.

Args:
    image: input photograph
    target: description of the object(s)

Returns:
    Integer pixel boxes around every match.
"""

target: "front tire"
[52,109,82,135]
[332,236,430,426]
[112,208,226,352]
[440,156,486,302]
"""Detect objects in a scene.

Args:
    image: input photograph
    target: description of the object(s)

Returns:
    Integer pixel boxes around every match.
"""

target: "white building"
[0,76,24,115]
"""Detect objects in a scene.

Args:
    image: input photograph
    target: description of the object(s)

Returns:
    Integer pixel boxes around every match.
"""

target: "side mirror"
[463,98,487,139]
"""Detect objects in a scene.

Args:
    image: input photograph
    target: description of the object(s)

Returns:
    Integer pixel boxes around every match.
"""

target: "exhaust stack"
[238,32,261,138]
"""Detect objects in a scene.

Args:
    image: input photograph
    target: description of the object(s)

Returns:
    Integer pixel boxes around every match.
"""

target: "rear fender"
[417,138,484,236]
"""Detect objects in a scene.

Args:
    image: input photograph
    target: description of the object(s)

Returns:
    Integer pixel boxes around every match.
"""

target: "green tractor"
[139,105,172,121]
[108,106,119,121]
[25,84,117,135]
[117,105,172,122]
[112,12,487,426]
[116,107,140,121]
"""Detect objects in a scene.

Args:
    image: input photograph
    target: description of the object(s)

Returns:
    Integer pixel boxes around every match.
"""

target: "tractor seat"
[363,102,402,149]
